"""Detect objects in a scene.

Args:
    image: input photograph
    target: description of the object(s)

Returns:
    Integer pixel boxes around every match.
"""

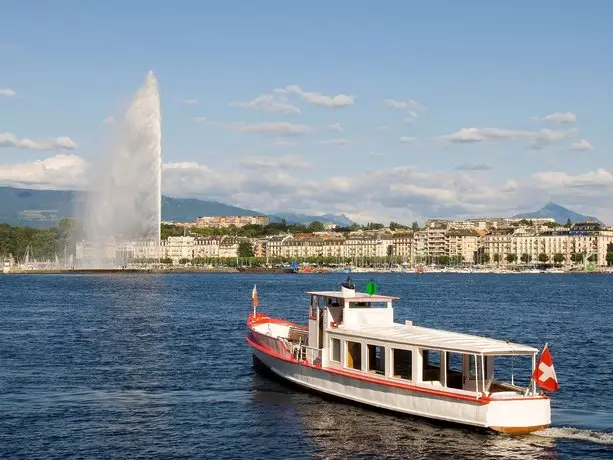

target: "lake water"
[1,273,612,459]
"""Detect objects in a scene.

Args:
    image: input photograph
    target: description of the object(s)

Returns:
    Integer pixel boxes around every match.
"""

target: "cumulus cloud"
[399,136,416,143]
[230,94,300,114]
[181,99,198,105]
[101,116,116,125]
[569,139,594,151]
[238,155,310,170]
[328,123,342,132]
[318,138,350,145]
[441,126,577,149]
[276,85,355,108]
[541,112,577,123]
[0,88,17,98]
[454,163,491,171]
[230,121,313,136]
[3,154,612,223]
[0,154,88,189]
[384,98,424,120]
[0,132,78,151]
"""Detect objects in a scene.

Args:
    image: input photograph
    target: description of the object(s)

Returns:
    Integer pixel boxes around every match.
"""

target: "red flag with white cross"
[532,344,559,392]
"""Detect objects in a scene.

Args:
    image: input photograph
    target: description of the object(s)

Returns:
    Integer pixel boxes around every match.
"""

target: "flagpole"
[525,342,547,396]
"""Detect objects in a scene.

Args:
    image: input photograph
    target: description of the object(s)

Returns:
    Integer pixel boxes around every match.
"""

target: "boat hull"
[248,339,550,435]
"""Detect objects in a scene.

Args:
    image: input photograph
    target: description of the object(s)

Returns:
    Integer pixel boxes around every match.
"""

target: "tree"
[389,222,407,231]
[238,242,254,258]
[506,253,517,264]
[553,253,565,265]
[520,253,531,263]
[493,254,501,264]
[473,247,489,264]
[607,252,613,266]
[366,222,384,230]
[566,218,572,228]
[571,253,584,264]
[437,255,451,265]
[588,254,598,263]
[411,221,420,231]
[307,221,325,233]
[538,253,549,263]
[386,245,394,257]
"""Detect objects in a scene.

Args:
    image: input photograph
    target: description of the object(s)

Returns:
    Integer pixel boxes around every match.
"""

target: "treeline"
[0,219,83,262]
[161,219,420,240]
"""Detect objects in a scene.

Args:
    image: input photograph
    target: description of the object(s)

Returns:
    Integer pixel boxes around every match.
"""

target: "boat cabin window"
[346,341,362,371]
[446,352,463,389]
[330,338,341,362]
[367,345,385,375]
[393,349,413,380]
[422,349,441,381]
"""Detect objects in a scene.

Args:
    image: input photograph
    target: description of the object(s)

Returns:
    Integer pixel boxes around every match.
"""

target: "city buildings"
[75,217,613,268]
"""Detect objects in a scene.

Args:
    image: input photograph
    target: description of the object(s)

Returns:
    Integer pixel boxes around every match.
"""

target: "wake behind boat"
[246,279,559,434]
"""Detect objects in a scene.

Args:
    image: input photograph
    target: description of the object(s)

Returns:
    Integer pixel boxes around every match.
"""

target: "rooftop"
[306,290,399,302]
[338,322,538,355]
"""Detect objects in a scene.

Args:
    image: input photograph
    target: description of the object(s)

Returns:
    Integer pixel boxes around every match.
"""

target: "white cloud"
[441,127,577,149]
[531,128,578,149]
[399,136,416,143]
[230,121,313,136]
[455,163,491,171]
[442,127,532,143]
[230,94,300,114]
[0,88,17,98]
[277,85,355,108]
[193,116,207,123]
[328,123,342,132]
[384,98,424,120]
[181,99,198,105]
[569,139,594,151]
[0,132,78,151]
[101,116,116,125]
[238,155,310,170]
[3,154,613,223]
[541,112,577,123]
[318,138,350,145]
[0,154,88,189]
[368,151,384,157]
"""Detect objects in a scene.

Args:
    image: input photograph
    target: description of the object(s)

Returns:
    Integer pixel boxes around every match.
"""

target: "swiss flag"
[532,344,559,392]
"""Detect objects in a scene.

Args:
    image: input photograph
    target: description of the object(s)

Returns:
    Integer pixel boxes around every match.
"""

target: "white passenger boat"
[246,279,559,434]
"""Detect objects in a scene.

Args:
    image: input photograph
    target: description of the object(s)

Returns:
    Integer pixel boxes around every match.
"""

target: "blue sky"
[1,1,613,223]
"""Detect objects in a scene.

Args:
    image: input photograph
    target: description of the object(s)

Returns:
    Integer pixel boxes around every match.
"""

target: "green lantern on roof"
[365,280,377,296]
[586,263,595,272]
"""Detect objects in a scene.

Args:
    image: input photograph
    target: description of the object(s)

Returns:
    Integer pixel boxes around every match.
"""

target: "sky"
[1,0,613,224]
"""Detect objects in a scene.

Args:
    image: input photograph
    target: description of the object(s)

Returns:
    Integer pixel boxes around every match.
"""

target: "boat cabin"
[302,285,539,398]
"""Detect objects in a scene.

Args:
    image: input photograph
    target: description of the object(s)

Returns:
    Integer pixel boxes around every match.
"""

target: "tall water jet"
[81,71,161,267]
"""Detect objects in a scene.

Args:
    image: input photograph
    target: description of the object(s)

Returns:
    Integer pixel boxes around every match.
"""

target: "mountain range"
[513,202,603,225]
[0,186,354,228]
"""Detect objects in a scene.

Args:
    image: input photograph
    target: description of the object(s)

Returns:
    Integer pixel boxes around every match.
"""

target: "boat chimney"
[341,276,356,297]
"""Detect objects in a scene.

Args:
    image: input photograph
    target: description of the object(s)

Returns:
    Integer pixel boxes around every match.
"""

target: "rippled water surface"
[1,273,612,459]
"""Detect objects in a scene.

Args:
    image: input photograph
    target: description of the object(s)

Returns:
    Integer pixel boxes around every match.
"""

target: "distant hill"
[269,212,355,227]
[0,186,262,227]
[513,202,603,225]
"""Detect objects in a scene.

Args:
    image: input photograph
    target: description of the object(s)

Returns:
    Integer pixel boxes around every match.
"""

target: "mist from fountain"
[81,71,162,267]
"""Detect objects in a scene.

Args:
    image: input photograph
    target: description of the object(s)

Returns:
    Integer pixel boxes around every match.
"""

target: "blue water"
[1,273,612,459]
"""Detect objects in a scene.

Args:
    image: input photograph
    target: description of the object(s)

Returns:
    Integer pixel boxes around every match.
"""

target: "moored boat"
[246,279,558,434]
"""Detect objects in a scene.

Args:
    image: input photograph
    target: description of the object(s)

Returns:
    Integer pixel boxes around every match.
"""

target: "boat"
[246,279,557,434]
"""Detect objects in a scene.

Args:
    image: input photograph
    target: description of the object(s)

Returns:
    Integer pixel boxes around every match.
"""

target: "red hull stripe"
[246,321,548,404]
[247,334,490,404]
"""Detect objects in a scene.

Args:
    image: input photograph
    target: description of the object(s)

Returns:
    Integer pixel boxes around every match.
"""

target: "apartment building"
[195,215,269,229]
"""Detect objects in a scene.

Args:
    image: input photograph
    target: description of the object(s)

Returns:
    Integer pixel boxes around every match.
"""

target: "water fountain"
[80,71,162,267]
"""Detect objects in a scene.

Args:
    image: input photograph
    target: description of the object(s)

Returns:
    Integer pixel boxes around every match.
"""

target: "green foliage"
[571,253,584,263]
[538,253,549,263]
[588,254,598,263]
[238,241,254,258]
[506,253,517,263]
[606,252,613,266]
[493,253,501,263]
[366,222,385,230]
[411,221,420,231]
[520,253,531,263]
[307,221,325,233]
[553,253,565,265]
[566,218,572,227]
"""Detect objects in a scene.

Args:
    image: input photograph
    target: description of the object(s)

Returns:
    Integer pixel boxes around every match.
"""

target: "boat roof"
[337,322,538,355]
[306,291,400,302]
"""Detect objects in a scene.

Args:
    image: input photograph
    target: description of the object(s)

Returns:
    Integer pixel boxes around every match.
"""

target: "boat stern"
[485,395,550,434]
